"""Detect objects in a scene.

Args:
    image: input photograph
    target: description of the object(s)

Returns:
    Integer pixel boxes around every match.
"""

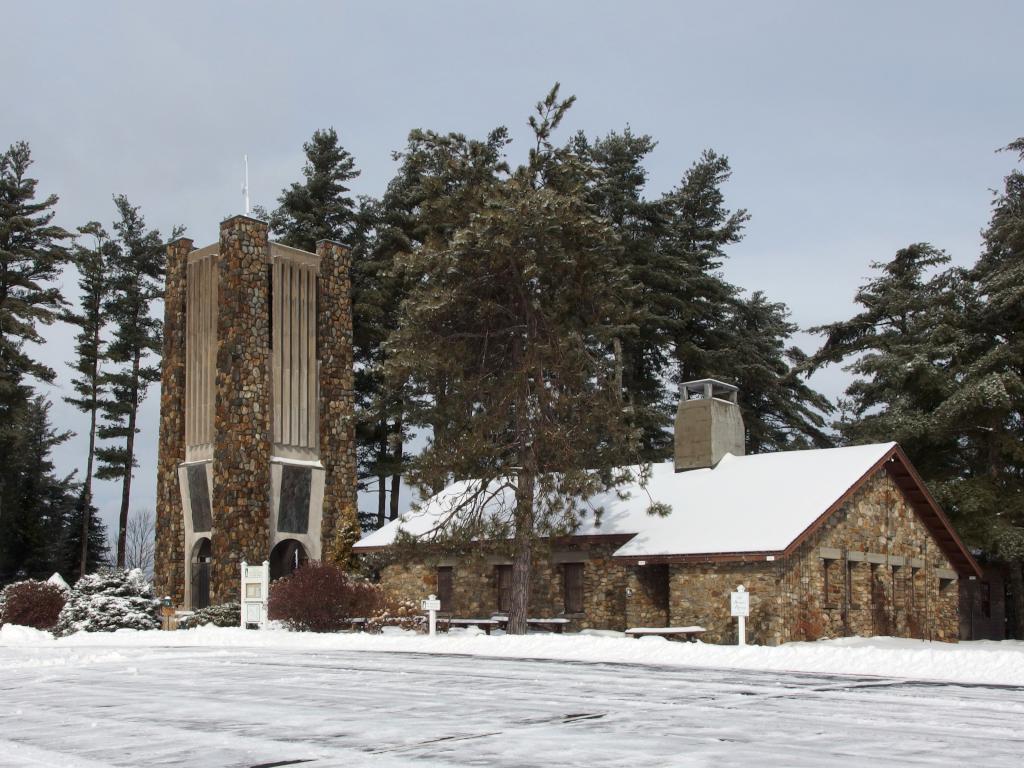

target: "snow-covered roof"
[354,442,899,558]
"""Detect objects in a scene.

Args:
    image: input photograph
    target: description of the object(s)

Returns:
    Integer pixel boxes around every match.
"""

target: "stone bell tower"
[154,216,357,608]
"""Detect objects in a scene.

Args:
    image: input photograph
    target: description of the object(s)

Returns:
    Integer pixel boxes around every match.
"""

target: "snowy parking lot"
[2,630,1024,767]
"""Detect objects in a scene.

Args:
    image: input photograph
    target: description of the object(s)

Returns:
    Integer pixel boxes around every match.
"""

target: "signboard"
[240,560,270,629]
[421,598,442,612]
[730,587,749,617]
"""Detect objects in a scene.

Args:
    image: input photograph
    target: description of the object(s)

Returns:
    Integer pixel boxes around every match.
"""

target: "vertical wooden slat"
[290,263,300,446]
[185,260,193,448]
[281,262,291,446]
[298,266,308,448]
[202,257,209,446]
[306,268,316,449]
[208,256,217,446]
[272,259,281,445]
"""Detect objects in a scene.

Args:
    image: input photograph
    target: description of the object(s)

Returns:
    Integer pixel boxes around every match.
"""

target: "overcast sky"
[2,1,1022,534]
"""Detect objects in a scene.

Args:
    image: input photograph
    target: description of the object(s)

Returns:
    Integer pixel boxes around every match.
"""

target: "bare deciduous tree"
[122,508,155,578]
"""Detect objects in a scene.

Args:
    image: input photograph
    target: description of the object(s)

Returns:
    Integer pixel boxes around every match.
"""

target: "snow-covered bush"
[179,602,240,629]
[54,568,159,636]
[268,562,383,632]
[365,599,426,634]
[0,579,68,631]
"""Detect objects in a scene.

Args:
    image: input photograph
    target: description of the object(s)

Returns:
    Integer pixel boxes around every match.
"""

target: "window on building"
[563,562,585,614]
[846,561,857,610]
[909,567,919,611]
[495,565,512,613]
[981,582,991,619]
[437,567,453,614]
[822,558,838,608]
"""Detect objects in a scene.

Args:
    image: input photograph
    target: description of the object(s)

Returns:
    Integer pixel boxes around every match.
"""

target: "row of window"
[822,559,952,611]
[435,563,585,615]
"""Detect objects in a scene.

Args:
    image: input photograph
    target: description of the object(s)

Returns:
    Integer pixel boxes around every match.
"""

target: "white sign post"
[421,594,441,636]
[730,585,749,646]
[240,560,270,629]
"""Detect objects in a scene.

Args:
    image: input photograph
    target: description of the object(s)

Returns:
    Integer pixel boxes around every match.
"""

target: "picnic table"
[441,618,501,635]
[490,615,572,633]
[624,625,706,642]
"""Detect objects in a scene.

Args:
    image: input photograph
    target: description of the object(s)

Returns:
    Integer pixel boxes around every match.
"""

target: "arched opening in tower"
[190,537,212,610]
[270,539,309,581]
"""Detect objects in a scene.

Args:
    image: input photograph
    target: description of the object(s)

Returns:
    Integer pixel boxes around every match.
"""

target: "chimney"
[674,379,745,472]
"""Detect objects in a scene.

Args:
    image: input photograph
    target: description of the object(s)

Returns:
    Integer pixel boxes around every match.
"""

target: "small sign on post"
[731,585,749,646]
[421,594,441,636]
[240,560,270,629]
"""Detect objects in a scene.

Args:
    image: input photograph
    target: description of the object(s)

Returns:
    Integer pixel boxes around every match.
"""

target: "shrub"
[54,568,159,636]
[0,580,68,631]
[179,602,240,629]
[365,599,426,634]
[268,562,383,632]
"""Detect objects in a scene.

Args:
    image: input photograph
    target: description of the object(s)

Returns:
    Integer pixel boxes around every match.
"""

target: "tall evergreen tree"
[95,196,166,568]
[572,129,669,459]
[356,126,512,523]
[388,86,647,634]
[805,243,964,481]
[56,498,109,581]
[62,222,114,578]
[953,138,1024,632]
[0,140,70,566]
[0,396,75,581]
[717,292,832,451]
[267,127,359,251]
[0,141,70,392]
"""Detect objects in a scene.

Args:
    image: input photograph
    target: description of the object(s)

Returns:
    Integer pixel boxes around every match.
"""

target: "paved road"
[2,645,1022,766]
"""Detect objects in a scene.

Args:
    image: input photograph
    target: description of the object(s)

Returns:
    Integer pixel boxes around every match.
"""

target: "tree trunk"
[376,424,387,528]
[508,470,535,635]
[388,414,403,521]
[1010,561,1024,641]
[79,341,100,579]
[116,352,141,568]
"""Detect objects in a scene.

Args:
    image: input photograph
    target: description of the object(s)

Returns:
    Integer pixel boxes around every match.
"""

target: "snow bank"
[3,623,1022,686]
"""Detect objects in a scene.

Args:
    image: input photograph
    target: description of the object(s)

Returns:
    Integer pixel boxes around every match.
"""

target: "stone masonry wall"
[211,216,272,604]
[316,240,358,563]
[154,237,191,605]
[377,542,638,630]
[785,470,959,643]
[668,561,783,644]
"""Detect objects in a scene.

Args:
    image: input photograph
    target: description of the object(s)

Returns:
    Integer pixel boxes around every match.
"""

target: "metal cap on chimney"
[674,378,745,472]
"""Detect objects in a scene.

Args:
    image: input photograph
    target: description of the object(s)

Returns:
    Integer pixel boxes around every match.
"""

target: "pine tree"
[355,126,512,523]
[267,127,359,251]
[388,86,646,634]
[62,222,114,578]
[0,396,75,581]
[0,141,71,393]
[806,243,963,479]
[95,196,166,568]
[717,292,832,451]
[0,141,71,573]
[656,150,749,389]
[57,497,109,581]
[572,128,669,459]
[953,138,1024,633]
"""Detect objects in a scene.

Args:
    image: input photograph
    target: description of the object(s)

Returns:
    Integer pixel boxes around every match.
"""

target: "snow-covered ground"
[2,626,1023,766]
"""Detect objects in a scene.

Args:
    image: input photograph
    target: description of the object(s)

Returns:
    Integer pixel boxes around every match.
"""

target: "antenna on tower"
[242,154,251,215]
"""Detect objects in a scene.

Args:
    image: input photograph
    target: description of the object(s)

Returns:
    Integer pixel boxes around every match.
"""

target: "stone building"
[354,379,980,644]
[154,216,357,608]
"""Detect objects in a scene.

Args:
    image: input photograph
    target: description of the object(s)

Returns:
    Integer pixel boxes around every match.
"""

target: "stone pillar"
[154,237,192,605]
[211,216,272,604]
[316,240,358,564]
